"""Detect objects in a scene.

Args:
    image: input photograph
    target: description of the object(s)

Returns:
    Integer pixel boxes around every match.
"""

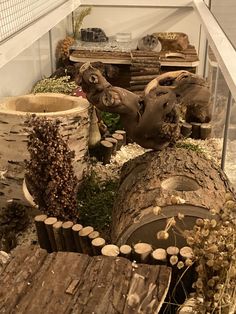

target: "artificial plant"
[25,115,78,221]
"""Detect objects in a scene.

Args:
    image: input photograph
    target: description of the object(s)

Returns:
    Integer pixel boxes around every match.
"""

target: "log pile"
[0,245,171,314]
[130,50,161,95]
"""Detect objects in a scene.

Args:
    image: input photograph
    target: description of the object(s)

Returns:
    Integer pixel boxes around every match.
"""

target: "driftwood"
[77,63,180,150]
[145,70,212,123]
[0,245,172,314]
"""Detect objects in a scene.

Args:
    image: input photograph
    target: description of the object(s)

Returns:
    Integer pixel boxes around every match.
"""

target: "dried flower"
[153,206,162,215]
[157,230,169,240]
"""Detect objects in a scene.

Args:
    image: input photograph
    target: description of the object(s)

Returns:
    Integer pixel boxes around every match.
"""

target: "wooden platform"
[0,245,172,314]
[70,46,199,69]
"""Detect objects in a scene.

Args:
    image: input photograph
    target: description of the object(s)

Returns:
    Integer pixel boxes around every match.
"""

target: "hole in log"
[161,175,200,191]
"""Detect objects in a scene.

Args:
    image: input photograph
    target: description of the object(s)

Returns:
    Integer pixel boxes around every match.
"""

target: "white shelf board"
[80,0,193,7]
[0,0,81,69]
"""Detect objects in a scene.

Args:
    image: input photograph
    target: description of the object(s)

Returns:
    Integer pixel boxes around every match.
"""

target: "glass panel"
[224,96,236,189]
[210,0,236,50]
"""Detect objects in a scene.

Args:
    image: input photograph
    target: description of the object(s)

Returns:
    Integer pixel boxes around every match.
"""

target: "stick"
[129,85,146,91]
[115,130,126,145]
[88,231,100,241]
[190,122,201,139]
[151,248,167,265]
[133,243,153,263]
[44,217,57,252]
[181,122,192,138]
[112,133,124,150]
[119,244,132,259]
[34,214,52,252]
[101,244,120,257]
[53,221,65,251]
[100,140,113,165]
[200,123,212,140]
[91,237,106,256]
[72,224,83,252]
[104,137,118,155]
[62,221,76,252]
[131,75,159,81]
[79,226,94,255]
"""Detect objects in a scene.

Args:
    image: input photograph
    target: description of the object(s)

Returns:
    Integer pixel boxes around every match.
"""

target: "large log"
[111,147,235,247]
[0,245,172,314]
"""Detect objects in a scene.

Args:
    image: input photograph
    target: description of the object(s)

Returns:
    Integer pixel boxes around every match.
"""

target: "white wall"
[0,5,205,98]
[0,19,69,99]
[79,5,205,74]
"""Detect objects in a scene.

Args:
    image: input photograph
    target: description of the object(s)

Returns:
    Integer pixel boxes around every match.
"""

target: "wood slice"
[104,137,118,155]
[88,231,100,241]
[62,221,76,252]
[119,244,132,259]
[44,217,57,252]
[200,123,212,140]
[100,140,113,165]
[101,244,120,257]
[131,74,159,81]
[53,221,65,251]
[151,248,167,265]
[133,243,153,263]
[72,223,83,252]
[79,226,94,255]
[190,122,201,139]
[181,122,192,137]
[112,133,124,150]
[91,237,106,255]
[115,130,126,145]
[179,246,194,260]
[34,214,52,252]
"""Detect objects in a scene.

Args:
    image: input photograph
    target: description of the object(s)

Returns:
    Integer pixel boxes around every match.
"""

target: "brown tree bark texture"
[111,147,235,244]
[0,245,171,314]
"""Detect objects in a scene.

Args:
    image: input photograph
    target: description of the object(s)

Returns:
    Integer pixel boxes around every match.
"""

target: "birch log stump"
[0,93,91,208]
[111,147,235,248]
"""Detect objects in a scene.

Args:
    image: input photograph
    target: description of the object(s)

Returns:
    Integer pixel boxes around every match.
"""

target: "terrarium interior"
[0,1,236,313]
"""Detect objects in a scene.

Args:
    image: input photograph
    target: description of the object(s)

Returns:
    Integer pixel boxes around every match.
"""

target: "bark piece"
[34,214,51,252]
[72,223,83,252]
[79,226,94,255]
[53,221,65,251]
[100,140,113,165]
[62,221,76,252]
[101,244,120,257]
[44,217,57,252]
[91,237,106,255]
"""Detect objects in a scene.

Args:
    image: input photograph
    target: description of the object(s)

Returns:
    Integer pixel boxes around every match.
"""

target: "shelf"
[0,0,81,69]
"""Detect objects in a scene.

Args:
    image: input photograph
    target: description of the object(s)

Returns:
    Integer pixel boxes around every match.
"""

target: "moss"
[100,111,123,134]
[176,141,204,153]
[32,76,77,95]
[77,172,119,240]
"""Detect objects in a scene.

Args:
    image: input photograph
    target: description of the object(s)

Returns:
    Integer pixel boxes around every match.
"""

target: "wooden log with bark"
[111,147,236,248]
[0,245,172,314]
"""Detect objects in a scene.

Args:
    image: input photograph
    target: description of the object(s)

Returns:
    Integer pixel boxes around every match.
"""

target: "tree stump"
[0,93,90,207]
[111,147,235,248]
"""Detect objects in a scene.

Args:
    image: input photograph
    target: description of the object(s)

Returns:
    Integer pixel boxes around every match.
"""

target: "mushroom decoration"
[77,63,181,150]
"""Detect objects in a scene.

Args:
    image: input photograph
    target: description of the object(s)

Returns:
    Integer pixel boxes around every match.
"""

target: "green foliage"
[176,141,203,153]
[77,173,118,239]
[73,7,92,39]
[32,76,77,95]
[100,111,123,134]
